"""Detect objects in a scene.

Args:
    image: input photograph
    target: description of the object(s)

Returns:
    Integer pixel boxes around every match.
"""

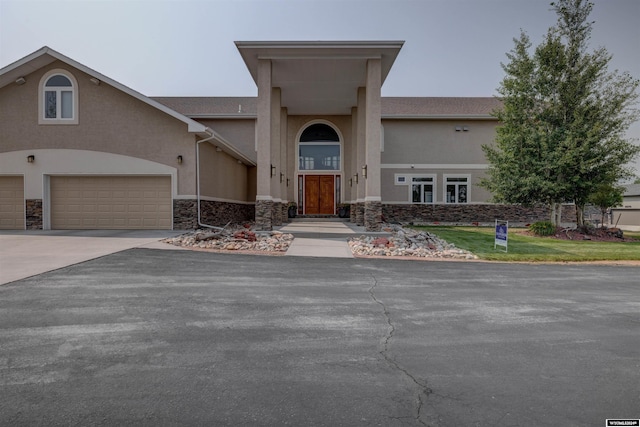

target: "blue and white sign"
[495,220,508,252]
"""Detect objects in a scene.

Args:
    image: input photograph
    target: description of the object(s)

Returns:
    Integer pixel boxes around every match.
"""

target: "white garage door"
[0,176,25,230]
[51,176,172,229]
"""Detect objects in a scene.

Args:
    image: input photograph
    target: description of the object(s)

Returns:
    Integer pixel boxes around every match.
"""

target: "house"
[0,42,568,232]
[610,184,640,231]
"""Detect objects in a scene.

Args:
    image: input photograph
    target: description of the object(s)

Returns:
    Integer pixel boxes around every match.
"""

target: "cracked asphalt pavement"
[1,249,639,426]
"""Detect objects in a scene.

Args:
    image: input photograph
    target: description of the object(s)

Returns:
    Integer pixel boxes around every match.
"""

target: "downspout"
[196,129,228,231]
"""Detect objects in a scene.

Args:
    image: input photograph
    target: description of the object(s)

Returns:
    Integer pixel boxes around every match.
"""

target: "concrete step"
[289,216,349,222]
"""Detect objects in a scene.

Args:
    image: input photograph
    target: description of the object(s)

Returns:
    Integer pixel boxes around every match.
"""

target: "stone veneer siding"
[349,203,356,223]
[382,203,576,225]
[173,199,254,230]
[272,202,283,226]
[26,199,43,230]
[255,199,274,231]
[364,200,382,232]
[355,203,364,226]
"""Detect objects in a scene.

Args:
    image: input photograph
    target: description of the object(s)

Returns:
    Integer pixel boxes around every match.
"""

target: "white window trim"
[38,69,79,125]
[443,174,471,204]
[395,174,408,185]
[409,174,436,204]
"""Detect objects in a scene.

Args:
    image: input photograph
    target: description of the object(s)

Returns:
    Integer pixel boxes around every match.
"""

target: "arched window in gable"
[39,70,78,124]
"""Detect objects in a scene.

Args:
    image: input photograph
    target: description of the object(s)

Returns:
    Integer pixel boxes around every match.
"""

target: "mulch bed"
[519,227,634,242]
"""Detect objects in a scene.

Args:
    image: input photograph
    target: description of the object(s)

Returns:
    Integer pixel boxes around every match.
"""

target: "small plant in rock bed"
[529,221,556,236]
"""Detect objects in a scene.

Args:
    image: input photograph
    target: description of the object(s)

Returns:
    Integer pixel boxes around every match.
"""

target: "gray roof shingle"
[152,96,502,118]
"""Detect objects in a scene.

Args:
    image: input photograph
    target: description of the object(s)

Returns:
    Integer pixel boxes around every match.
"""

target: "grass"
[416,226,640,262]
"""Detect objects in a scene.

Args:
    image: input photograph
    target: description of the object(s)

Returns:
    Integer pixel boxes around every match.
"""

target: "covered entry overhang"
[236,40,404,231]
[235,41,403,116]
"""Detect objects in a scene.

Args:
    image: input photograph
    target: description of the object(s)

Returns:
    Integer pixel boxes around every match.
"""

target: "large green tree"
[481,0,640,227]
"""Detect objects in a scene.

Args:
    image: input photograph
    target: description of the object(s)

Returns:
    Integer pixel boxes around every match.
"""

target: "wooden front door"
[304,175,334,215]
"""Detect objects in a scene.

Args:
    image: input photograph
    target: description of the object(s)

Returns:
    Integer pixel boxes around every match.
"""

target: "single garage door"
[51,176,172,229]
[0,176,25,230]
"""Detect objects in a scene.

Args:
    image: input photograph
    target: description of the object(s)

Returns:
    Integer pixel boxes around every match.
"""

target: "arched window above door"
[300,123,339,142]
[298,123,341,171]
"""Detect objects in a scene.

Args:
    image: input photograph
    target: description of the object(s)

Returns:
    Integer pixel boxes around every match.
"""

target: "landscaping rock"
[163,224,293,253]
[348,224,478,259]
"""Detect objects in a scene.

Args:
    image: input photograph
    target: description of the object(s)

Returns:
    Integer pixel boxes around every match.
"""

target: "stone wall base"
[255,199,274,231]
[173,199,254,230]
[272,202,283,226]
[355,202,364,226]
[364,201,382,232]
[26,199,43,230]
[382,203,576,225]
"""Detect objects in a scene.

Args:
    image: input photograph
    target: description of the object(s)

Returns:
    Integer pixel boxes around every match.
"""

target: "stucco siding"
[198,142,250,202]
[380,119,496,165]
[196,119,257,163]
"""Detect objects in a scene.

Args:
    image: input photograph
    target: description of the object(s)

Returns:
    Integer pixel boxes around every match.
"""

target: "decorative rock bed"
[348,224,478,259]
[163,225,294,253]
[164,222,477,260]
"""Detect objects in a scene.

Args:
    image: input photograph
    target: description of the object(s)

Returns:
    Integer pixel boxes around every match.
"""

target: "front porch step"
[289,216,348,222]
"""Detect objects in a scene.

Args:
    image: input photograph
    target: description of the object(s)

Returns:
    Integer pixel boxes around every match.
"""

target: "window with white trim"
[411,176,435,204]
[444,175,469,203]
[39,70,78,124]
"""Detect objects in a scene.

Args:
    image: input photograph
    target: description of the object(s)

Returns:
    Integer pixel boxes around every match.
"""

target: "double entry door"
[303,175,334,215]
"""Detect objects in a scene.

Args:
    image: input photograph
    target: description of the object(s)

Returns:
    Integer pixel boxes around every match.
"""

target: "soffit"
[235,41,404,115]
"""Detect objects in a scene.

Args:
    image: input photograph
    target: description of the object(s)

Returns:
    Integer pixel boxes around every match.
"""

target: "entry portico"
[235,41,404,231]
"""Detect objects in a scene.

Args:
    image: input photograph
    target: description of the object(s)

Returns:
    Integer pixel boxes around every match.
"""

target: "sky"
[1,0,639,173]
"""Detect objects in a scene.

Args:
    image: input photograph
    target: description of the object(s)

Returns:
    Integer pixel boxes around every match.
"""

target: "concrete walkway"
[277,219,389,258]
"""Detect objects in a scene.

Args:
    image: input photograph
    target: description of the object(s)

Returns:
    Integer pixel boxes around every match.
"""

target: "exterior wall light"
[271,164,276,177]
[354,173,358,184]
[15,77,26,85]
[280,172,284,183]
[27,155,35,163]
[349,178,353,187]
[177,155,183,164]
[362,165,367,179]
[455,126,462,132]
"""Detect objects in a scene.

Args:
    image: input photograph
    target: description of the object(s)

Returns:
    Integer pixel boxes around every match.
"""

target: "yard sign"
[494,219,508,252]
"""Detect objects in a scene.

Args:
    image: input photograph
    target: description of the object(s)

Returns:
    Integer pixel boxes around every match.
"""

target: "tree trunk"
[549,203,562,227]
[575,204,585,228]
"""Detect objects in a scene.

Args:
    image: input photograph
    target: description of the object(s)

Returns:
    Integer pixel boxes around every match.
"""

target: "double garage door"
[51,176,172,229]
[1,175,172,230]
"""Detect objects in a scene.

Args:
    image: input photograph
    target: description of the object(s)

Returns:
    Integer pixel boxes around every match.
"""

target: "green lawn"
[416,226,640,262]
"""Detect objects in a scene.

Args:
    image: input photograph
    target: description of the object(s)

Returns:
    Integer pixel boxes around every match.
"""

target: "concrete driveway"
[0,249,638,426]
[0,229,183,285]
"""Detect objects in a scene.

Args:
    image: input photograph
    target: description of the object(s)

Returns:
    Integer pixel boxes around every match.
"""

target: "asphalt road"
[1,250,638,426]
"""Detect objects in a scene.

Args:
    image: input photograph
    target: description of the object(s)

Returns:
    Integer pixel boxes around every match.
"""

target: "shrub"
[529,221,556,236]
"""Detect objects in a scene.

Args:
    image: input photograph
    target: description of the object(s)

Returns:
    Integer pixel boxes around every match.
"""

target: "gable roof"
[0,46,210,136]
[153,96,502,119]
[623,184,640,197]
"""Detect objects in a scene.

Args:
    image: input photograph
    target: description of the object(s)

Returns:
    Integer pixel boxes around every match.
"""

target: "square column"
[355,87,366,226]
[271,87,282,226]
[364,58,382,231]
[256,59,273,230]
